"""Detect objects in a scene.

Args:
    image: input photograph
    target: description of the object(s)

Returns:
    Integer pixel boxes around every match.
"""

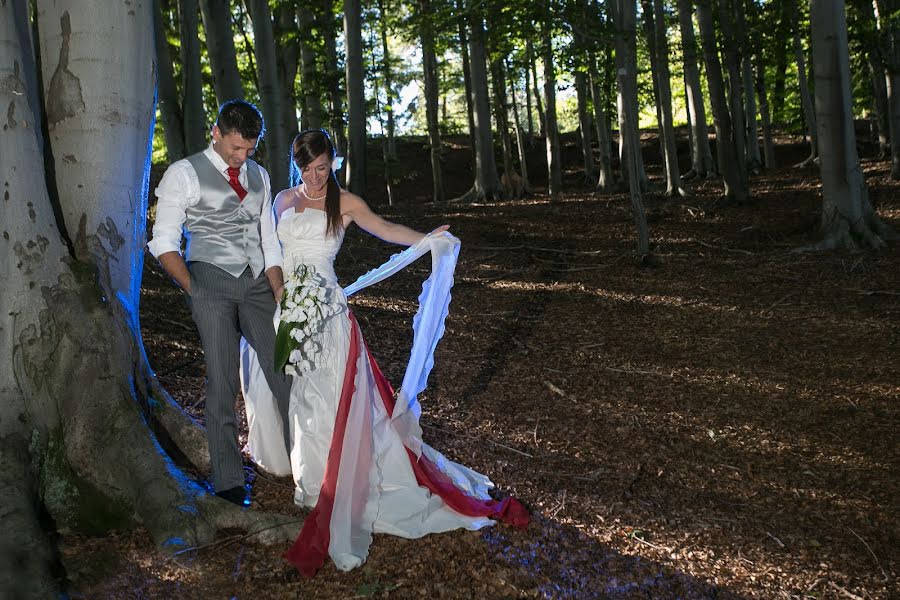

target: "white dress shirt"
[147,143,283,272]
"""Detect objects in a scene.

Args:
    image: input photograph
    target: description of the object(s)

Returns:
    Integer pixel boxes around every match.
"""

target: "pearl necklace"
[301,184,327,202]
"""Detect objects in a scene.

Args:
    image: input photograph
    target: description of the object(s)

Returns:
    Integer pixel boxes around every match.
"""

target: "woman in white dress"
[242,129,527,577]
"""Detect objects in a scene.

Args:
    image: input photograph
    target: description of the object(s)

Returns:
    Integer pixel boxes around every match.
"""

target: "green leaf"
[274,320,300,373]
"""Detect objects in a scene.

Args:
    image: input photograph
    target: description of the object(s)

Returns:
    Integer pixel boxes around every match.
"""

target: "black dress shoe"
[216,486,250,506]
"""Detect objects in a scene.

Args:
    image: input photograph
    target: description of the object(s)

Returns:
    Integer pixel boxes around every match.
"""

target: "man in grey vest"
[148,100,292,506]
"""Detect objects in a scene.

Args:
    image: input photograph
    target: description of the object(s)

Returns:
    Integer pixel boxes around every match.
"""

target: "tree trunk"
[588,50,615,191]
[792,0,818,166]
[696,0,749,202]
[344,0,367,194]
[378,0,397,160]
[153,0,186,161]
[874,0,900,178]
[576,71,597,183]
[648,0,686,196]
[456,1,477,168]
[509,64,532,192]
[718,0,749,190]
[322,0,345,161]
[247,0,291,191]
[523,62,534,140]
[609,0,650,255]
[736,0,761,171]
[492,57,523,198]
[541,7,563,196]
[297,4,322,130]
[464,8,501,200]
[527,40,546,139]
[677,0,714,179]
[276,2,300,152]
[755,50,777,169]
[199,0,244,104]
[2,3,298,595]
[420,0,445,202]
[858,0,890,157]
[179,0,207,154]
[808,0,894,248]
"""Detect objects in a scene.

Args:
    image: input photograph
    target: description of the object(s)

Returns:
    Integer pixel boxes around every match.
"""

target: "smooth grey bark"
[247,0,291,191]
[874,0,900,178]
[576,71,597,183]
[696,0,748,202]
[646,0,686,196]
[509,64,531,191]
[179,0,207,154]
[792,0,818,166]
[420,0,445,202]
[344,0,367,194]
[609,0,650,255]
[378,0,396,160]
[541,9,562,196]
[527,40,546,138]
[588,50,615,191]
[677,0,714,179]
[465,9,501,200]
[199,0,245,104]
[456,3,477,167]
[807,0,894,248]
[153,0,186,161]
[276,2,300,150]
[2,4,298,596]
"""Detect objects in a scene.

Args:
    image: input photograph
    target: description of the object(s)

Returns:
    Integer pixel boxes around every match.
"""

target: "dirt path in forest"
[64,138,898,599]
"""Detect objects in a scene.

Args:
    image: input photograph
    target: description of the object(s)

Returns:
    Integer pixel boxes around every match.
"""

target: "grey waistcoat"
[184,153,266,278]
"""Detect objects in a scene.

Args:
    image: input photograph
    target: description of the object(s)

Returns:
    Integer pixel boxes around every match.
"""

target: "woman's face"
[300,152,331,194]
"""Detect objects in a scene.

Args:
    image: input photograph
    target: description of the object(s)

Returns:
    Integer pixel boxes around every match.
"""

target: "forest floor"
[63,132,898,599]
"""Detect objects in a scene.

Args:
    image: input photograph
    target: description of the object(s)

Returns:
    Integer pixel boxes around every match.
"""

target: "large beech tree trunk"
[345,0,367,194]
[677,0,714,179]
[153,0,186,161]
[179,0,207,154]
[1,2,296,595]
[808,0,894,248]
[696,0,749,203]
[199,0,245,104]
[420,0,445,202]
[247,0,291,191]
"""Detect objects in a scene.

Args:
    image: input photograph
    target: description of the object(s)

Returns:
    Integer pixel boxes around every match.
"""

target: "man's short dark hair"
[216,100,265,140]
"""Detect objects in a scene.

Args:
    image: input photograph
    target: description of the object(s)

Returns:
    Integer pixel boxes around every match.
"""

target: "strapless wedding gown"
[240,206,527,576]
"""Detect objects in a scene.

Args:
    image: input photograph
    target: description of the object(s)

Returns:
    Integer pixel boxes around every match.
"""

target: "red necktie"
[226,167,247,201]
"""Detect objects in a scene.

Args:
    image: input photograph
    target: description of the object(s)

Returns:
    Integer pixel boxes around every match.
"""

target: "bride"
[241,129,527,577]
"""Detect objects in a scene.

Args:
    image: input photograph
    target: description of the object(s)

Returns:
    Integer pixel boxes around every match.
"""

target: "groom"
[148,100,292,506]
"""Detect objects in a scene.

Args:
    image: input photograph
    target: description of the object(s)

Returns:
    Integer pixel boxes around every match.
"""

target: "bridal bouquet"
[274,264,339,375]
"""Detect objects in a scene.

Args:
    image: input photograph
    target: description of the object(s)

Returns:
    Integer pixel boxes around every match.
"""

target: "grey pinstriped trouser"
[188,262,293,492]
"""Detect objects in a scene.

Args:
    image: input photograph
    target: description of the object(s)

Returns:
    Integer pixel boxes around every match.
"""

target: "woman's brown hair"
[290,129,343,238]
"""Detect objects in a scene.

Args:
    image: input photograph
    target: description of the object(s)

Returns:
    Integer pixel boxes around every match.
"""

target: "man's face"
[211,125,258,169]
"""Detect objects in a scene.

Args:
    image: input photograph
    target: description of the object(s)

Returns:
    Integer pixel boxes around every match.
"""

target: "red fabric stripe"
[283,311,361,577]
[366,344,529,528]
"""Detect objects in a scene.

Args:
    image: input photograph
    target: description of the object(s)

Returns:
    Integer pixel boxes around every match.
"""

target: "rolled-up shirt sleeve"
[147,160,195,258]
[258,167,284,270]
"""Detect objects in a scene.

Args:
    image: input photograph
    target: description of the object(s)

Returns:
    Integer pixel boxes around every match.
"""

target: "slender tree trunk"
[649,0,686,196]
[588,50,615,190]
[199,0,244,104]
[344,0,367,194]
[756,50,777,169]
[527,40,546,138]
[792,0,818,166]
[696,0,748,202]
[322,0,345,161]
[576,71,596,183]
[509,64,531,191]
[297,5,322,129]
[179,0,207,154]
[609,0,650,255]
[466,7,500,199]
[875,0,900,178]
[276,2,300,151]
[541,6,562,196]
[807,0,893,248]
[419,0,444,202]
[736,0,761,171]
[676,0,714,179]
[492,57,523,197]
[153,0,186,161]
[856,0,890,157]
[457,2,477,170]
[718,0,749,191]
[378,0,396,160]
[523,63,534,140]
[247,0,290,191]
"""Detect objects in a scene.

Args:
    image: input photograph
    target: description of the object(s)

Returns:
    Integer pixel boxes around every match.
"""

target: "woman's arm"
[342,192,448,245]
